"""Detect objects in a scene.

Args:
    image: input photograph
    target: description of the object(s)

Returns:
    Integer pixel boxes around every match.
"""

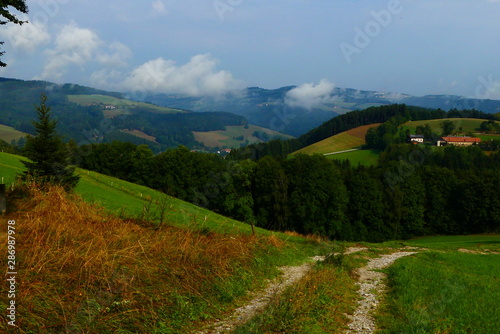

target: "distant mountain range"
[141,87,500,136]
[1,76,499,151]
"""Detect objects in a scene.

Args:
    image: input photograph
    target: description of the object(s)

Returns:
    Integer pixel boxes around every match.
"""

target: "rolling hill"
[0,151,256,233]
[194,124,294,148]
[291,117,499,166]
[0,78,288,152]
[67,94,185,117]
[293,124,380,155]
[401,118,499,134]
[0,151,334,333]
[0,124,26,143]
[143,87,500,137]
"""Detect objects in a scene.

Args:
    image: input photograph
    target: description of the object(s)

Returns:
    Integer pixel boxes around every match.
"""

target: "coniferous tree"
[22,94,79,190]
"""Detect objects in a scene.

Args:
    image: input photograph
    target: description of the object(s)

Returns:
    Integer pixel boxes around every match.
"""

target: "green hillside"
[68,94,185,117]
[293,124,380,155]
[194,124,294,148]
[0,124,26,143]
[401,118,499,134]
[291,117,499,166]
[326,149,381,166]
[0,152,284,236]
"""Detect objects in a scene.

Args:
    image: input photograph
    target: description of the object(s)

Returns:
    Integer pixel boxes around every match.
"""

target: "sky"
[1,0,500,102]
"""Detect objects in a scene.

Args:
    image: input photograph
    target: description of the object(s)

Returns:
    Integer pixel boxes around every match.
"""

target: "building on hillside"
[408,134,424,144]
[437,136,481,147]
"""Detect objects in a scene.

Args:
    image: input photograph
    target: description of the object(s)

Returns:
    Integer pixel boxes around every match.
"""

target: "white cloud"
[285,79,338,109]
[37,24,102,81]
[36,24,132,82]
[152,1,168,15]
[121,54,241,96]
[96,42,132,67]
[0,17,51,53]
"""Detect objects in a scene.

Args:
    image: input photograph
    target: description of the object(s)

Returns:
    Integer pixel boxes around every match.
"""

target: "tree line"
[74,140,500,241]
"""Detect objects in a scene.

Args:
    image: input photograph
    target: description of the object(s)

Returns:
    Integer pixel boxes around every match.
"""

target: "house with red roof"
[437,136,481,147]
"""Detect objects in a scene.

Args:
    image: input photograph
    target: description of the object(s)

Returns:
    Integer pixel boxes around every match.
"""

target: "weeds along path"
[346,250,418,334]
[197,247,367,334]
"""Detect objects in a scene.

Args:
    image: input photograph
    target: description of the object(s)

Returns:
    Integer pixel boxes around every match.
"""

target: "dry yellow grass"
[0,183,284,333]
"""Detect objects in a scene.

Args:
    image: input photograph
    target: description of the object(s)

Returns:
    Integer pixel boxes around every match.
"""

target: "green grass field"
[326,149,380,166]
[476,133,500,141]
[377,251,500,334]
[406,234,500,251]
[194,125,293,148]
[293,124,379,155]
[0,124,26,143]
[68,94,184,115]
[294,132,364,155]
[401,118,499,135]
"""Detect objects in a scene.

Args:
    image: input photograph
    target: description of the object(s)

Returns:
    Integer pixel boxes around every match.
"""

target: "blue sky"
[1,0,500,100]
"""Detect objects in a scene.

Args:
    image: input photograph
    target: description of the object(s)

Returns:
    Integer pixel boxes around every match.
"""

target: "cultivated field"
[293,124,381,155]
[401,118,499,134]
[0,124,26,143]
[193,125,293,148]
[68,94,184,116]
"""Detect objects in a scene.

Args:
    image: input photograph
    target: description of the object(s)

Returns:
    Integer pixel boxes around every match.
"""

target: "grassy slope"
[401,118,500,134]
[377,251,500,334]
[193,125,294,148]
[0,152,335,332]
[293,124,380,155]
[326,149,381,166]
[0,152,287,236]
[68,94,185,115]
[0,124,26,143]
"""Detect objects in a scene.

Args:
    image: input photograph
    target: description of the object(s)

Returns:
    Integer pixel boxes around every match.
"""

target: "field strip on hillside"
[345,250,420,334]
[197,247,367,334]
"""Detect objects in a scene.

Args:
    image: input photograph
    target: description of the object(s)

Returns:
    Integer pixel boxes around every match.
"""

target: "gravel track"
[196,247,366,334]
[345,251,417,334]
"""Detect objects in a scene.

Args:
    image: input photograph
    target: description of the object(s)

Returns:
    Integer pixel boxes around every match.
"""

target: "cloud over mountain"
[285,79,338,109]
[121,54,241,96]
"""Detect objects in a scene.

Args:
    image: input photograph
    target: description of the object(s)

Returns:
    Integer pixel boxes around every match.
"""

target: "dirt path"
[196,247,367,334]
[345,251,418,334]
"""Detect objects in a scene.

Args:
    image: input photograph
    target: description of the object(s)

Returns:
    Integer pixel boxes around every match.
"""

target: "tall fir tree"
[22,94,79,190]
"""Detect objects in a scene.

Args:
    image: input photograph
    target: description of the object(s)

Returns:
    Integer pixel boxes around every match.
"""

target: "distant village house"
[408,134,424,144]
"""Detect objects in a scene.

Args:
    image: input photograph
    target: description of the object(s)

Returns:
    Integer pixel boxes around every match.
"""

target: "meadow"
[68,94,183,116]
[231,235,500,334]
[0,124,26,143]
[401,118,498,134]
[293,124,380,155]
[326,149,380,166]
[193,124,293,148]
[377,250,500,334]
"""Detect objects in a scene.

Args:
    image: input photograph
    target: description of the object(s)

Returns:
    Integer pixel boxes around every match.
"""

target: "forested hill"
[0,77,249,151]
[228,104,496,160]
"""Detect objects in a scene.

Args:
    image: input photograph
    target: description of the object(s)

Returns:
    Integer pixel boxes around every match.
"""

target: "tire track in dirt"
[345,251,418,334]
[196,247,367,334]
